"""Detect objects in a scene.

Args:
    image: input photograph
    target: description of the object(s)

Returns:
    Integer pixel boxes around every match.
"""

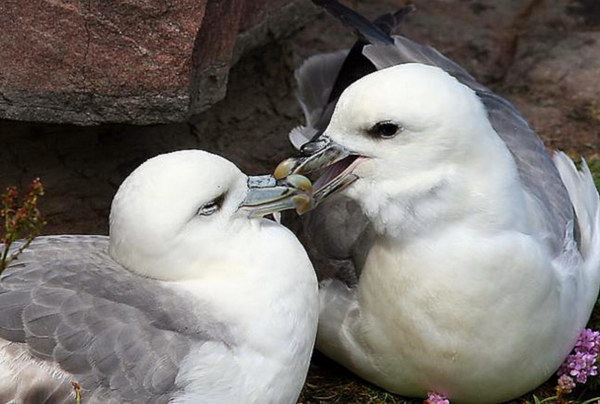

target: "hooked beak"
[274,136,364,206]
[240,174,313,218]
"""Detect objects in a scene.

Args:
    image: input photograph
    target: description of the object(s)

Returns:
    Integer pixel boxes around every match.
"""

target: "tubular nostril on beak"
[300,136,330,156]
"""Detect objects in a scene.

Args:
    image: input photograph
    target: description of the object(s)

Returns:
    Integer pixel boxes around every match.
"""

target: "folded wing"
[0,236,232,403]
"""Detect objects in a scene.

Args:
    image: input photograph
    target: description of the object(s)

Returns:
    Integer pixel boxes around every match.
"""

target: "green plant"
[71,381,82,404]
[0,178,46,272]
[588,157,600,190]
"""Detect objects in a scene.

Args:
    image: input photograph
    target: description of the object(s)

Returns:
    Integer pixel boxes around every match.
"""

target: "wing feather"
[0,235,231,402]
[292,50,349,149]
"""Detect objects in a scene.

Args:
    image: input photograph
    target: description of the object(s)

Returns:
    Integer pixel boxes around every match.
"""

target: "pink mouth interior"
[313,155,361,192]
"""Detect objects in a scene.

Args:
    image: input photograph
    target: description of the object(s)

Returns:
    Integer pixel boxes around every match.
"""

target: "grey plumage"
[291,49,349,149]
[0,235,231,404]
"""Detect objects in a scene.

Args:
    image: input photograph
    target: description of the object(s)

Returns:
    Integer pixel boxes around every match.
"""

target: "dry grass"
[299,352,414,404]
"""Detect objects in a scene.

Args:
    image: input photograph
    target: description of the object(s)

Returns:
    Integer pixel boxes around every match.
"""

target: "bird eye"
[368,121,402,139]
[198,194,225,216]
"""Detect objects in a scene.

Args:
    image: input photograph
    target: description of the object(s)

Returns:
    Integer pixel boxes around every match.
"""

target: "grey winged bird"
[275,1,600,402]
[0,150,318,403]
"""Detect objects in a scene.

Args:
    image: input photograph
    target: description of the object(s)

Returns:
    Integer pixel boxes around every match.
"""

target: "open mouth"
[312,155,363,193]
[298,154,366,205]
[273,138,366,207]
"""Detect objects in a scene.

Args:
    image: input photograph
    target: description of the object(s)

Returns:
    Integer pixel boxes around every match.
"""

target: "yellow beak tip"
[274,158,297,180]
[287,174,313,193]
[292,194,313,215]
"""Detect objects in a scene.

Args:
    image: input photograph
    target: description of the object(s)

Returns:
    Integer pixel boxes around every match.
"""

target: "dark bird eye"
[368,121,402,139]
[198,194,225,216]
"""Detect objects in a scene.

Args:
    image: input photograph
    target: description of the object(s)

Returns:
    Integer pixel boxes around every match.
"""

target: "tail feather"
[553,152,600,257]
[553,152,600,282]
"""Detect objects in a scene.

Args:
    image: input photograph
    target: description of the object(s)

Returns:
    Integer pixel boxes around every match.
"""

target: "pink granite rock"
[0,0,314,125]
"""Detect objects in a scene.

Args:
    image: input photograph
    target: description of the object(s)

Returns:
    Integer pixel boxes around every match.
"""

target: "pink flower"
[576,329,600,356]
[426,392,450,404]
[558,328,600,385]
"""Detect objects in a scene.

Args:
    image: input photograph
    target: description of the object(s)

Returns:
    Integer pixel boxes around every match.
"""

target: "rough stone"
[0,0,316,125]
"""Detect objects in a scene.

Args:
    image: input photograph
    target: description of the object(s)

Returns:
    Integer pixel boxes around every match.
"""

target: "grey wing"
[286,48,372,282]
[363,35,575,253]
[362,36,487,92]
[290,7,412,150]
[0,235,230,403]
[298,195,373,287]
[290,50,349,149]
[480,93,575,252]
[289,5,408,285]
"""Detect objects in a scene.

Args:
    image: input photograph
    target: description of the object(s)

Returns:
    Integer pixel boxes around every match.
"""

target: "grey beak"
[240,174,313,217]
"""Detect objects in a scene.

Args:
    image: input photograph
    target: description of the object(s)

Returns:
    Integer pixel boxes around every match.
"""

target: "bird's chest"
[355,230,568,386]
[176,274,318,404]
[236,292,317,404]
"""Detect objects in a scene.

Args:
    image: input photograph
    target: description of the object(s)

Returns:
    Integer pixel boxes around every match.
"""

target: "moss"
[587,157,600,190]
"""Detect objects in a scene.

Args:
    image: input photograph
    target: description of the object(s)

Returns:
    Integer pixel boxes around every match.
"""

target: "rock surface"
[0,0,315,125]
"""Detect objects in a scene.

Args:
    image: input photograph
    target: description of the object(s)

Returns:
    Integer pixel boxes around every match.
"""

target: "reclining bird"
[275,1,600,402]
[0,150,318,403]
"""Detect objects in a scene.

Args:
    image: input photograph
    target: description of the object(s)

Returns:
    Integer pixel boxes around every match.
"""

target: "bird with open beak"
[274,1,600,403]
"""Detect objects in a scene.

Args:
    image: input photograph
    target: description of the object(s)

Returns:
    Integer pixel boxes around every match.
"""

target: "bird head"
[109,150,312,280]
[276,64,506,235]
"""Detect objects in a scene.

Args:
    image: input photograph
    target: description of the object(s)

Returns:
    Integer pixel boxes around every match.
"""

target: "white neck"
[171,221,318,403]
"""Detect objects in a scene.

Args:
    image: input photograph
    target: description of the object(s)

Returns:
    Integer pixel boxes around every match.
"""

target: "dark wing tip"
[312,0,395,45]
[373,5,416,36]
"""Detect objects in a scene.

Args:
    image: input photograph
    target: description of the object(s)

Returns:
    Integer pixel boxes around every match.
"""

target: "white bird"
[0,150,318,404]
[275,1,600,402]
